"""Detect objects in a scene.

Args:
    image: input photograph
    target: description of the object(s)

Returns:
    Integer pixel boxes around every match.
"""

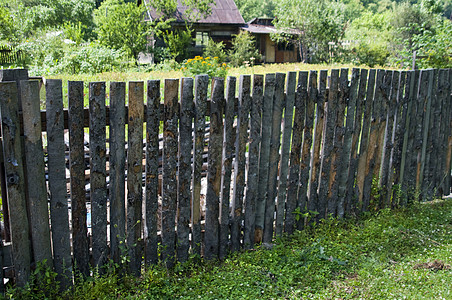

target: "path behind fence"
[0,68,451,288]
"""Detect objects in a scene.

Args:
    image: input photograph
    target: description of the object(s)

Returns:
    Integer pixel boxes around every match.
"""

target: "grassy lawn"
[9,199,452,299]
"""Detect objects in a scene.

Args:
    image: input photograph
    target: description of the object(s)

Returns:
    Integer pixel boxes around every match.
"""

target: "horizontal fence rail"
[0,68,451,288]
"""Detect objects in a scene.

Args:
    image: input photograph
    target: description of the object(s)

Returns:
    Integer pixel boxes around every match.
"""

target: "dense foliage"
[0,0,450,74]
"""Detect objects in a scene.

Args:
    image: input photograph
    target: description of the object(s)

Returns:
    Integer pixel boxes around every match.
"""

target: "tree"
[273,0,347,63]
[229,31,260,67]
[235,0,276,22]
[94,0,153,62]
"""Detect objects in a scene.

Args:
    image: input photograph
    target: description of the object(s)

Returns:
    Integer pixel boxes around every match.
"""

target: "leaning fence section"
[0,68,451,288]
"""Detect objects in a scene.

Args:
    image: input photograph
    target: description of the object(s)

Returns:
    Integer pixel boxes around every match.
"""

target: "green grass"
[7,199,452,299]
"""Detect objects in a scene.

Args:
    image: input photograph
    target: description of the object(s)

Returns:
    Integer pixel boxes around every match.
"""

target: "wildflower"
[206,57,210,60]
[202,61,207,64]
[214,56,218,60]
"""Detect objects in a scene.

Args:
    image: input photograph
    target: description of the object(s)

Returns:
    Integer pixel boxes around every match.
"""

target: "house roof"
[241,18,301,35]
[145,0,245,24]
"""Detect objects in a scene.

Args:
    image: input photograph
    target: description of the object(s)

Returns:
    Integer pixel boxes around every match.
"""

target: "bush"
[203,38,227,63]
[181,56,228,78]
[353,42,390,67]
[162,27,193,62]
[229,31,261,67]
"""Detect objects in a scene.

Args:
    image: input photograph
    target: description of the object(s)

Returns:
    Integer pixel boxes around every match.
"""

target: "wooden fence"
[0,68,451,289]
[0,46,24,65]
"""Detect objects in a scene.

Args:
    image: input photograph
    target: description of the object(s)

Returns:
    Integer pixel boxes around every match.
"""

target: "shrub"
[354,42,390,67]
[203,38,227,63]
[181,56,228,78]
[162,27,194,62]
[229,31,261,67]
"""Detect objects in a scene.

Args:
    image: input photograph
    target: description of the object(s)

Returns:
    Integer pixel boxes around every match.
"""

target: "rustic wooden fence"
[0,46,24,65]
[0,68,451,289]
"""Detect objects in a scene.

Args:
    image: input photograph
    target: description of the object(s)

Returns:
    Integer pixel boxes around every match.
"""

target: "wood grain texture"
[46,79,72,287]
[0,82,31,287]
[68,81,89,276]
[145,80,161,265]
[127,82,144,275]
[204,77,224,259]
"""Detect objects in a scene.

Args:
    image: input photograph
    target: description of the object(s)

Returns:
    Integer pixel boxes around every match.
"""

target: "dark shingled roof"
[145,0,245,24]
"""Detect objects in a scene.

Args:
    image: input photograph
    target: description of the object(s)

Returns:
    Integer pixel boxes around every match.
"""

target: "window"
[195,31,209,47]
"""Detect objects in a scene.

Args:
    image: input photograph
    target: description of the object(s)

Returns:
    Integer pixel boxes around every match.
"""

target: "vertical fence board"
[337,68,359,218]
[219,77,236,258]
[231,75,251,250]
[391,71,407,206]
[21,80,52,267]
[285,72,307,234]
[244,75,263,248]
[308,71,327,221]
[356,69,376,208]
[0,82,31,287]
[263,73,285,242]
[437,70,451,195]
[275,72,296,236]
[89,82,107,272]
[127,82,144,275]
[109,82,126,266]
[205,78,224,259]
[402,70,421,203]
[162,79,179,268]
[255,74,275,241]
[145,80,161,265]
[68,81,89,276]
[177,78,193,262]
[380,71,398,207]
[362,70,384,211]
[419,69,434,199]
[192,75,208,256]
[345,69,368,215]
[328,69,349,217]
[318,69,339,219]
[46,79,72,286]
[297,71,316,228]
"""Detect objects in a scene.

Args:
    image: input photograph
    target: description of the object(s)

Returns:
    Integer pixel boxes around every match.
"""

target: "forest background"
[0,0,451,76]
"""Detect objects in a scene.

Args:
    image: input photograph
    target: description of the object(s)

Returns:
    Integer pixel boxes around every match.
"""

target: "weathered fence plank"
[21,80,53,268]
[345,68,368,215]
[177,78,193,262]
[0,82,31,287]
[109,82,126,266]
[68,81,89,276]
[46,79,72,287]
[145,80,161,265]
[437,70,451,195]
[243,74,263,248]
[318,69,339,219]
[205,77,224,259]
[162,79,179,268]
[192,75,208,256]
[391,71,408,206]
[264,73,285,242]
[337,68,359,218]
[255,74,275,241]
[297,71,316,228]
[231,75,251,250]
[308,70,327,221]
[356,69,376,209]
[219,77,236,258]
[275,72,296,235]
[362,70,384,211]
[127,82,144,275]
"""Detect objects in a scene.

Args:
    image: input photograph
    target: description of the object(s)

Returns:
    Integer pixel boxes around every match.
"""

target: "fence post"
[0,81,31,287]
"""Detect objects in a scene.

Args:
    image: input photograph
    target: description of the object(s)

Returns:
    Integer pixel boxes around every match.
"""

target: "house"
[240,18,301,63]
[144,0,245,58]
